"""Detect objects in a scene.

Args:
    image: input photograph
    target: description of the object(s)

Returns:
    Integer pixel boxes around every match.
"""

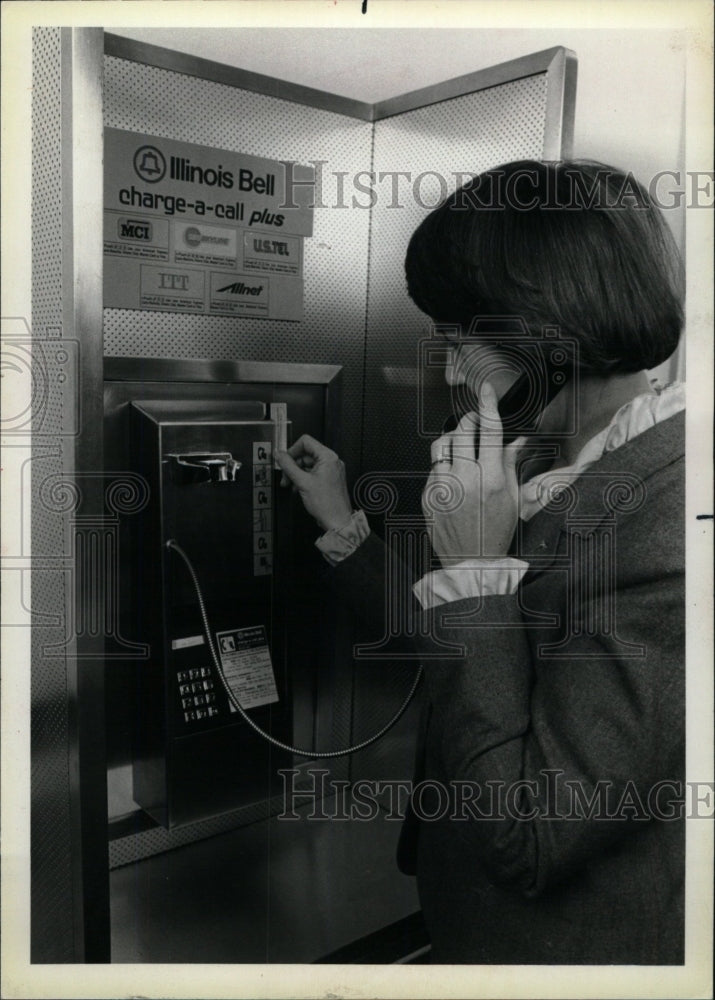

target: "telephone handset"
[442,356,571,451]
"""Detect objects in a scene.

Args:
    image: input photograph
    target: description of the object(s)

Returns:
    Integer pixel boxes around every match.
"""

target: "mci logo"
[118,218,153,241]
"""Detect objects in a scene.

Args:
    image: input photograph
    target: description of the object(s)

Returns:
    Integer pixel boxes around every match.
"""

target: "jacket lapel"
[517,410,684,586]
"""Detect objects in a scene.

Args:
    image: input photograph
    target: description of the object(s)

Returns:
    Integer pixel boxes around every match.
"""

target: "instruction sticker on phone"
[215,625,279,711]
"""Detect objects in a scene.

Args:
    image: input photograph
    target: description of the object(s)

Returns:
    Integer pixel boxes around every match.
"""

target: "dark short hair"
[404,160,684,374]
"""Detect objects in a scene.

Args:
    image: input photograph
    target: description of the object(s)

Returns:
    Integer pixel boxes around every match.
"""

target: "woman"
[276,160,685,964]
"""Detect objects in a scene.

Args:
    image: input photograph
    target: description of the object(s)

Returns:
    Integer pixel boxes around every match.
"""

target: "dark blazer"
[332,410,685,964]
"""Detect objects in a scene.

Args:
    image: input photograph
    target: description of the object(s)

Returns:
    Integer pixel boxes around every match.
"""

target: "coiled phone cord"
[167,538,423,758]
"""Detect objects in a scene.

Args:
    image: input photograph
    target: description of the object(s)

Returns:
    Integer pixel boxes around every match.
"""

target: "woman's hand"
[423,381,526,566]
[276,435,353,532]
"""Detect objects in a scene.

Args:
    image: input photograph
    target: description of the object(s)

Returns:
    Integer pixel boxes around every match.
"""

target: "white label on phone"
[215,625,278,711]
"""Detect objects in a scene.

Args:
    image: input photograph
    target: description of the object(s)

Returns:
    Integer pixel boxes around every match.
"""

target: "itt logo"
[119,218,152,241]
[159,273,190,291]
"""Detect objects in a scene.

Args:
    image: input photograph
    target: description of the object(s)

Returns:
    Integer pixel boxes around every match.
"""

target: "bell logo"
[133,145,166,184]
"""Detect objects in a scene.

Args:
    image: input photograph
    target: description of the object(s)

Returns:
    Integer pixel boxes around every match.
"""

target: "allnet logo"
[215,281,264,297]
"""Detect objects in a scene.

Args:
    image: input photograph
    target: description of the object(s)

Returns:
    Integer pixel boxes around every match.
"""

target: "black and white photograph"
[1,1,713,998]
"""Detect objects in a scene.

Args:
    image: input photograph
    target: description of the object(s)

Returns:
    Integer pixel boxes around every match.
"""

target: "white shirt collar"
[519,382,685,522]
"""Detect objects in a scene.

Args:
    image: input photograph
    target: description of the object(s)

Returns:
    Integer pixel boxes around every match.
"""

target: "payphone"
[102,358,339,829]
[104,358,422,831]
[125,396,293,828]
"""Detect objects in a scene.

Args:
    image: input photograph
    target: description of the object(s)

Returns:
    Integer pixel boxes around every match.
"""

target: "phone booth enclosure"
[104,360,343,829]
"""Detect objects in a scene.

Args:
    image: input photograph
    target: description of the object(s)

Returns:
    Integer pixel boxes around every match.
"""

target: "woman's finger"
[275,450,310,489]
[285,434,332,462]
[503,435,528,476]
[430,434,452,466]
[478,380,502,467]
[451,411,478,461]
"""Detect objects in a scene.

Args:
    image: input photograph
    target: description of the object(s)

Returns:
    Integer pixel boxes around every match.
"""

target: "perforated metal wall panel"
[103,55,373,478]
[31,26,75,963]
[362,74,549,483]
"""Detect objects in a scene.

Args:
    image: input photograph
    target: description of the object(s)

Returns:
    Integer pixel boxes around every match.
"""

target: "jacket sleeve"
[421,456,685,897]
[327,530,392,606]
[324,528,427,651]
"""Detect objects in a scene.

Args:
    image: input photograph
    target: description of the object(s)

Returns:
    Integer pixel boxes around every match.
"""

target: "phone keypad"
[177,667,219,723]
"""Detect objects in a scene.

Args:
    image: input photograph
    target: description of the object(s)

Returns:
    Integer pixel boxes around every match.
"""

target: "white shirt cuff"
[315,510,371,566]
[413,558,529,610]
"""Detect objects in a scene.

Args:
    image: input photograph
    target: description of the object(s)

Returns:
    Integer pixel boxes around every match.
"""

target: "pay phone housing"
[104,357,343,829]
